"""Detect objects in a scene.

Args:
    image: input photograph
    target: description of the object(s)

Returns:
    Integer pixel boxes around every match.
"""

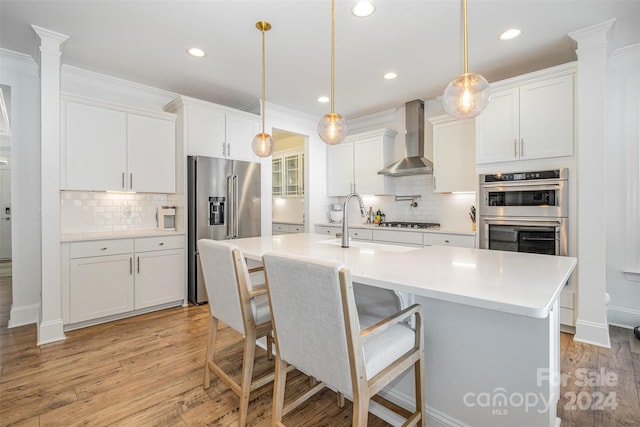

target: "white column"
[569,20,615,348]
[32,25,68,345]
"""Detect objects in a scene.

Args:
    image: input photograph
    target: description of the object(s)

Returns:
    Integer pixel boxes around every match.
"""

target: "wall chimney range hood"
[378,99,433,176]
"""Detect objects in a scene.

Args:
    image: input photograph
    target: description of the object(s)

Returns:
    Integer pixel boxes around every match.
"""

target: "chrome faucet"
[341,193,366,248]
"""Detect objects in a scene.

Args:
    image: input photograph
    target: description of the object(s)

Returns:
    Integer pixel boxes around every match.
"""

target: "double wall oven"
[478,169,568,256]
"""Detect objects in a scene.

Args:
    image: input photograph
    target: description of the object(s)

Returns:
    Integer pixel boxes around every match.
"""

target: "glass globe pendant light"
[318,0,347,145]
[252,21,274,158]
[442,0,490,119]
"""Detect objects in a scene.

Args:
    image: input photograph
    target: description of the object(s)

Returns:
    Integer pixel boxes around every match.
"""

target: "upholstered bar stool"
[197,239,274,427]
[263,252,425,427]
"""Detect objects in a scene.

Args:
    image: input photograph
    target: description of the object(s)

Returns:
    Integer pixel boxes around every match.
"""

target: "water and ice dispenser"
[209,197,225,225]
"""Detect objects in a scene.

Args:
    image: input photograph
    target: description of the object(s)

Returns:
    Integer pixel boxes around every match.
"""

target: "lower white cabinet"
[423,232,475,248]
[272,223,304,235]
[63,235,185,325]
[372,229,422,247]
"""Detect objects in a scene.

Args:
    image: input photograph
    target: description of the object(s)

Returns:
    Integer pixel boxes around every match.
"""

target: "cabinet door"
[70,254,134,323]
[284,153,301,195]
[135,249,185,309]
[315,225,341,237]
[475,88,519,164]
[354,137,390,195]
[186,105,226,157]
[127,114,176,193]
[433,119,476,193]
[64,101,127,191]
[225,113,259,162]
[327,142,354,196]
[272,156,283,196]
[519,74,574,160]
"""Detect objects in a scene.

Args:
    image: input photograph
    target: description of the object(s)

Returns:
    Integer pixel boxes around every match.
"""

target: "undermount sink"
[317,239,419,253]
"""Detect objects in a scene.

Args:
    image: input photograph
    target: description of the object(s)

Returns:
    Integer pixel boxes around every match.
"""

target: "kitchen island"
[228,233,576,427]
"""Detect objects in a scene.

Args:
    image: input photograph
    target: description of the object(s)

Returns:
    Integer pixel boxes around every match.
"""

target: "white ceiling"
[1,1,639,119]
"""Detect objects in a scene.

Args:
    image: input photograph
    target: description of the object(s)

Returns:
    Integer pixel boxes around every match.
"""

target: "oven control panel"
[482,169,563,183]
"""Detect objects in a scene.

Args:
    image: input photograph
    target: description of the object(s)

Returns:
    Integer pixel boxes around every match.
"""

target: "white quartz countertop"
[315,222,475,236]
[229,233,576,319]
[61,229,185,242]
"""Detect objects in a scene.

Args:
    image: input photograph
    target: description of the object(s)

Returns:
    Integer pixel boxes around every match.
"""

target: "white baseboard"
[607,305,640,329]
[37,318,66,345]
[574,319,611,348]
[8,302,39,328]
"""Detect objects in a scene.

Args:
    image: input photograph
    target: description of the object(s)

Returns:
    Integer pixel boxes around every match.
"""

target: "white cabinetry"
[273,148,304,196]
[429,115,476,193]
[63,235,185,326]
[423,232,475,248]
[476,71,574,164]
[165,96,260,162]
[61,95,176,193]
[272,223,304,235]
[327,128,396,196]
[372,229,422,247]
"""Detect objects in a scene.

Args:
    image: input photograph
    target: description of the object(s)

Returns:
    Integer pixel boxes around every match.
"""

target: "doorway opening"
[271,129,307,233]
[0,85,13,310]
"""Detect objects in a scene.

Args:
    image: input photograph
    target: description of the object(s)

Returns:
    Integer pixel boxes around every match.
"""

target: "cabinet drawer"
[350,228,372,241]
[423,233,475,248]
[70,239,133,258]
[372,229,422,246]
[315,225,340,236]
[135,235,185,252]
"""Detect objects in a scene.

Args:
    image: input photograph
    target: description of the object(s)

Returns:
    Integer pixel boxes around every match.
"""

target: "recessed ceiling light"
[383,72,398,80]
[187,47,206,58]
[499,29,521,41]
[318,96,330,103]
[352,1,375,18]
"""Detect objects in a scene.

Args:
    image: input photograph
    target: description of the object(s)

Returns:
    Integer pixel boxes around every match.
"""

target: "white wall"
[606,44,640,328]
[0,49,42,327]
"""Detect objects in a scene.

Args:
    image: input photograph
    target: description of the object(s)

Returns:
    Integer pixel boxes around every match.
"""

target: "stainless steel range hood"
[378,99,433,176]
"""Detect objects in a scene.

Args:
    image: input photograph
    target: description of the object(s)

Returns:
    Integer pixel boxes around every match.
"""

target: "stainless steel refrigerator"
[187,155,261,304]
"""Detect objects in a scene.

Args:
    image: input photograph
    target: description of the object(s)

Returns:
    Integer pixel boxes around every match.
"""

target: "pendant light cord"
[463,0,468,75]
[261,26,266,133]
[330,0,336,114]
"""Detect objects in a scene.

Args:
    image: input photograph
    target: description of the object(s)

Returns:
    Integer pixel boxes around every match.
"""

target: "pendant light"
[252,21,274,158]
[442,0,490,119]
[318,0,347,145]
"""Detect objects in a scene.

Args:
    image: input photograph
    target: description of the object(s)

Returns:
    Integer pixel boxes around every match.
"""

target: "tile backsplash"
[60,191,169,233]
[334,175,477,230]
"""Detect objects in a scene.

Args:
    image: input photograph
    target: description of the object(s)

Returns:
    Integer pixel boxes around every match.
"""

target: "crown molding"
[0,48,38,77]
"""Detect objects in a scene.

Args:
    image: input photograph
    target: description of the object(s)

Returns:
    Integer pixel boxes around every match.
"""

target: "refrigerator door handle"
[233,174,239,238]
[226,175,234,239]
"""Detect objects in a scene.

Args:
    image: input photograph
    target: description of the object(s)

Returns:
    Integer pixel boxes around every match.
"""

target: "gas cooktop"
[378,222,440,229]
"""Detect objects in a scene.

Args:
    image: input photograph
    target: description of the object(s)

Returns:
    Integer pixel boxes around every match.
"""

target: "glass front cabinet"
[272,149,304,197]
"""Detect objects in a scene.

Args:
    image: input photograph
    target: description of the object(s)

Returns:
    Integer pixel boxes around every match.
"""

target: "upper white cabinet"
[476,69,575,164]
[429,115,476,193]
[273,148,304,197]
[61,95,176,193]
[327,128,396,196]
[165,96,260,162]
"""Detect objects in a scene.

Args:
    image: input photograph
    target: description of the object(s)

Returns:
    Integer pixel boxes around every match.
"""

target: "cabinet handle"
[137,256,140,273]
[513,139,517,158]
[130,173,133,189]
[227,143,231,157]
[158,242,164,246]
[222,142,226,156]
[122,172,125,189]
[520,138,524,158]
[100,247,107,251]
[129,257,132,274]
[444,240,450,243]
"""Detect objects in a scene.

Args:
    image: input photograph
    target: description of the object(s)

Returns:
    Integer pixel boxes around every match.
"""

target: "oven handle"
[481,182,561,191]
[481,217,563,226]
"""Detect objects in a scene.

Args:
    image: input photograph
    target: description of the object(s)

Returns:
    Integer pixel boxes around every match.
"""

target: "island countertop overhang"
[228,233,577,319]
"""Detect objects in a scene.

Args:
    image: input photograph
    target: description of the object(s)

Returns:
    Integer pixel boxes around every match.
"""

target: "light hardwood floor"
[1,276,639,426]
